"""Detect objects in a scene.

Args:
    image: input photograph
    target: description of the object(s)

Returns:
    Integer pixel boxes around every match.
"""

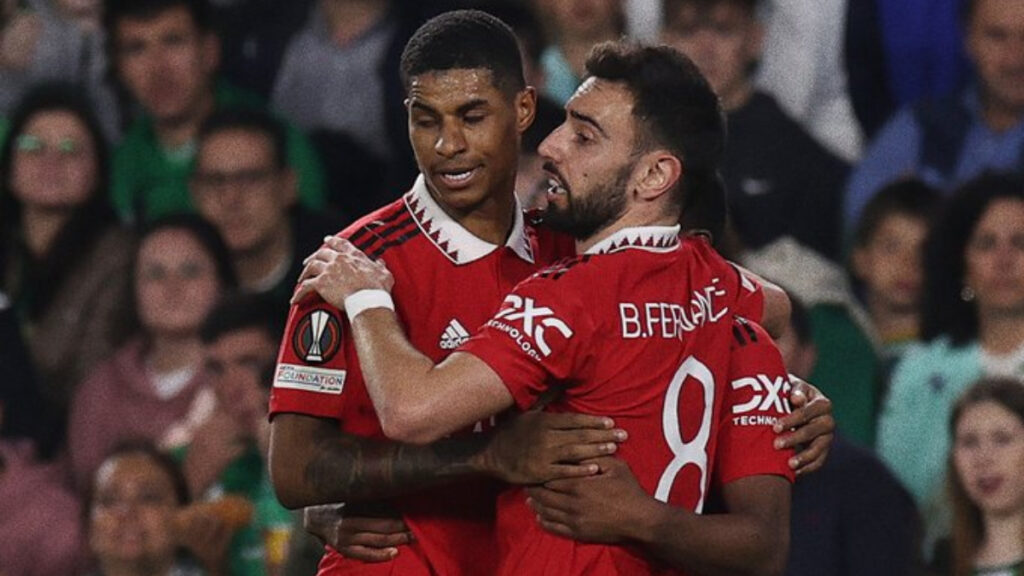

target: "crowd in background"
[0,0,1021,575]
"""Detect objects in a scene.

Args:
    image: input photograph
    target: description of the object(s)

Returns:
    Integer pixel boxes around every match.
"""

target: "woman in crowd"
[939,378,1024,576]
[0,81,133,450]
[877,171,1024,553]
[68,215,236,492]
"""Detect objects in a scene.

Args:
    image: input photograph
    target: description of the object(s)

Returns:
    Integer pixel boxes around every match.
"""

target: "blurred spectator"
[0,291,59,458]
[86,442,246,576]
[850,178,942,381]
[0,82,133,444]
[534,0,625,103]
[271,1,458,216]
[777,296,921,576]
[0,362,84,576]
[103,0,326,221]
[756,0,864,161]
[190,108,341,311]
[271,0,396,164]
[877,172,1024,556]
[208,0,315,99]
[844,0,1024,234]
[933,378,1024,576]
[743,238,880,446]
[67,215,236,493]
[662,0,849,262]
[474,0,550,91]
[0,0,120,138]
[180,295,293,576]
[845,0,971,141]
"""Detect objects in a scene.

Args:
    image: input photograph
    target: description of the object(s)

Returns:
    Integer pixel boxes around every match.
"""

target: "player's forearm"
[350,309,471,442]
[269,414,493,509]
[629,479,790,576]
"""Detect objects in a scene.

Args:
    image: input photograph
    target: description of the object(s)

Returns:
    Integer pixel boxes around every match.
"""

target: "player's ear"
[514,86,537,135]
[635,151,683,202]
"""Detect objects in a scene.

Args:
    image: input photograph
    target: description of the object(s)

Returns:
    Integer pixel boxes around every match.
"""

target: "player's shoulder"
[730,316,773,349]
[338,198,422,260]
[527,253,597,285]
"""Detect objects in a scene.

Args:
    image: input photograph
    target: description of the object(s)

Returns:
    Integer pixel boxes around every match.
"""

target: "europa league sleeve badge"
[293,309,343,364]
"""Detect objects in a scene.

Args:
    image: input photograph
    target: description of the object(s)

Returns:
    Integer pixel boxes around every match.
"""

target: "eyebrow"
[569,109,608,138]
[409,98,490,116]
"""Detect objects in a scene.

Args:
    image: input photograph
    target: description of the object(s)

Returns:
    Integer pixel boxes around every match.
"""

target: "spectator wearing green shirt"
[182,294,294,576]
[104,0,325,222]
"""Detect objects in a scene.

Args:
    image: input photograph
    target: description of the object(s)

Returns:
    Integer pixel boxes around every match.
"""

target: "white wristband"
[344,289,395,322]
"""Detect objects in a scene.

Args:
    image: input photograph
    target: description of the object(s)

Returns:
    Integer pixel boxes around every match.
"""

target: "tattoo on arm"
[304,432,492,502]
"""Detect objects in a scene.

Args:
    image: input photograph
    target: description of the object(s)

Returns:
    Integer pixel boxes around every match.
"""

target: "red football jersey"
[270,176,572,576]
[460,226,794,576]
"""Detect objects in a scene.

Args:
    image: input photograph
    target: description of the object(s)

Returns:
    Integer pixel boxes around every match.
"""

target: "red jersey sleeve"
[268,295,350,420]
[713,317,795,486]
[459,271,595,410]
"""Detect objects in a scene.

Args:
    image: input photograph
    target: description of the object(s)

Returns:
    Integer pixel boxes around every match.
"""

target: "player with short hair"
[269,10,832,576]
[296,40,795,575]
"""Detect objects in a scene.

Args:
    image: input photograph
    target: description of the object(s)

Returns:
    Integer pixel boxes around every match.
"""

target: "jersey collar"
[404,174,535,265]
[584,225,681,255]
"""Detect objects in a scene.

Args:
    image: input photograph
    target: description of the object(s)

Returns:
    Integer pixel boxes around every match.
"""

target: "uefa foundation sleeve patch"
[274,307,347,395]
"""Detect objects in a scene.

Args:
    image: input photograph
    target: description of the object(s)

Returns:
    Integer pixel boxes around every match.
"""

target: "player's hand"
[526,456,649,544]
[773,377,834,476]
[304,503,414,563]
[292,236,394,306]
[483,411,627,485]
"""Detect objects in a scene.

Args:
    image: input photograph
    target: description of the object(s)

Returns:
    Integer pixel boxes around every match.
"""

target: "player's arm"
[727,263,835,474]
[730,263,790,339]
[529,460,790,576]
[350,309,515,443]
[270,404,620,508]
[292,237,521,443]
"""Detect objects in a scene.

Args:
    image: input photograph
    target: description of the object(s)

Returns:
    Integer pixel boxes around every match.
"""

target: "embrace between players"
[268,10,835,576]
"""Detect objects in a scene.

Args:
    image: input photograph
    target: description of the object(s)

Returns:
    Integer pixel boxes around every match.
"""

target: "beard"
[542,162,631,241]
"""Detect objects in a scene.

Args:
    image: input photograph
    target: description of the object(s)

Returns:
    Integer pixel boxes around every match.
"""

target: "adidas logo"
[439,318,471,350]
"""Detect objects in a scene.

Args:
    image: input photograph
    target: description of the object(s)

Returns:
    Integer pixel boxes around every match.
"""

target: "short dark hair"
[853,178,941,248]
[200,293,285,345]
[584,41,727,229]
[921,171,1024,345]
[198,108,288,170]
[400,9,526,95]
[104,0,212,40]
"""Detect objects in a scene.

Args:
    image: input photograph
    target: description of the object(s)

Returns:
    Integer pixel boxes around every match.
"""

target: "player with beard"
[295,41,796,575]
[269,11,832,576]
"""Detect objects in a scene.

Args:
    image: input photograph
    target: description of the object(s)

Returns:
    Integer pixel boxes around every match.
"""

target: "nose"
[537,123,568,163]
[435,121,467,158]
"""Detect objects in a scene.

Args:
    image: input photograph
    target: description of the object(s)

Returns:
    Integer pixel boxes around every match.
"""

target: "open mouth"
[436,166,480,189]
[543,162,569,197]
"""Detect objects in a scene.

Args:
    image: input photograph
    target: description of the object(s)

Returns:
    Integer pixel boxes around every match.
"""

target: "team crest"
[293,310,342,364]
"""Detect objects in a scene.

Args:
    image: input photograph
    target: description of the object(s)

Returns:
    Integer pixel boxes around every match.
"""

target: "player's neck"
[575,211,679,254]
[444,190,518,247]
